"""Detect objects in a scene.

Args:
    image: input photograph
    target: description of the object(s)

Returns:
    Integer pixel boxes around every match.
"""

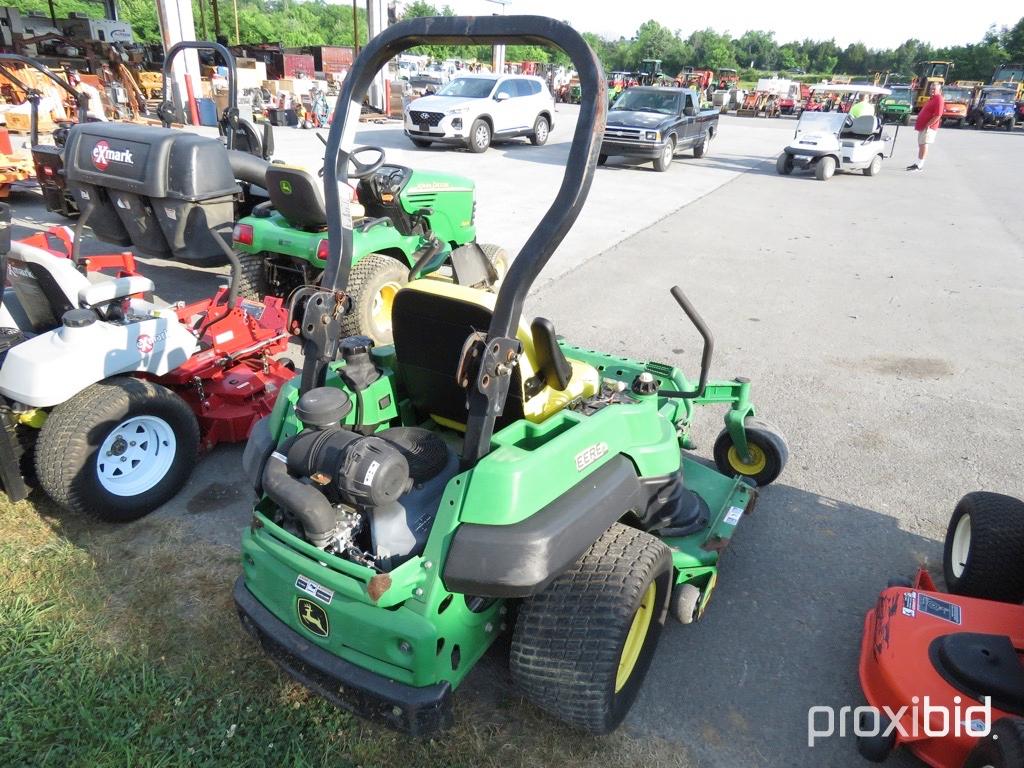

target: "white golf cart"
[776,84,898,181]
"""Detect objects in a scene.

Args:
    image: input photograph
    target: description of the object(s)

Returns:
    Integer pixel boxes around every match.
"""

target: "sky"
[420,0,1020,49]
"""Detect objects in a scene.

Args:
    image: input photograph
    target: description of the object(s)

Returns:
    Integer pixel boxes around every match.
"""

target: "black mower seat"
[266,165,327,230]
[931,632,1024,715]
[390,279,599,431]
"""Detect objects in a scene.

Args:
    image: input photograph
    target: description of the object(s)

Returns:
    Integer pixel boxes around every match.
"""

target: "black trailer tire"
[411,138,432,148]
[943,491,1024,603]
[36,377,199,522]
[693,129,713,158]
[530,115,550,146]
[653,136,676,172]
[963,718,1024,768]
[510,523,673,734]
[713,418,789,486]
[776,152,793,175]
[468,119,491,153]
[339,253,408,345]
[815,155,837,181]
[236,250,270,301]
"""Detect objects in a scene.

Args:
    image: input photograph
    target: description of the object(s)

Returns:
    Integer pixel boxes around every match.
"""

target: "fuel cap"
[62,308,96,328]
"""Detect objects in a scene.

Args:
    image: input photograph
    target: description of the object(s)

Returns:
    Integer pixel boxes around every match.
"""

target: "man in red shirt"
[907,82,944,171]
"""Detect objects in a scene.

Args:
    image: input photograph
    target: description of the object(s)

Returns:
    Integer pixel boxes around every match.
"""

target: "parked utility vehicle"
[600,86,718,171]
[234,15,787,737]
[878,85,913,124]
[968,86,1018,130]
[777,86,897,181]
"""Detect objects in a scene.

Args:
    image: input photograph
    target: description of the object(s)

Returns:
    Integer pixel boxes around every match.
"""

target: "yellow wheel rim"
[727,443,766,476]
[616,581,656,692]
[370,281,402,333]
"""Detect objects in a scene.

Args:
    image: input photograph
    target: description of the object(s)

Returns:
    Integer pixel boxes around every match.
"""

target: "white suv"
[404,73,554,152]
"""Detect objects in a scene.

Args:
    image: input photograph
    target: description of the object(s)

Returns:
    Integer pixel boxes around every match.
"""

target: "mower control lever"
[408,238,445,281]
[657,286,715,400]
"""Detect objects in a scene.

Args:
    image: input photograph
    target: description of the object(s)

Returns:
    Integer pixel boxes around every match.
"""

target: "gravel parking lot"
[7,111,1024,766]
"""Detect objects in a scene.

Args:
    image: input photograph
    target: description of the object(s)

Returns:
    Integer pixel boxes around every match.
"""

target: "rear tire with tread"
[510,523,673,734]
[943,491,1024,602]
[236,250,270,301]
[36,377,199,521]
[339,253,408,345]
[478,242,509,280]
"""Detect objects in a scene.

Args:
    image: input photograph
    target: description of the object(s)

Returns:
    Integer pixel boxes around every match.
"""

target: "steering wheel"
[316,136,386,180]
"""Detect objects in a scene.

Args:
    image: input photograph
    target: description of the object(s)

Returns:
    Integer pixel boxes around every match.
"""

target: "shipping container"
[282,53,315,80]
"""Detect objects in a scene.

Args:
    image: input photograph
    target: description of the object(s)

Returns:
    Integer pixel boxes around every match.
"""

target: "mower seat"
[932,632,1024,716]
[4,241,155,333]
[266,165,327,230]
[391,279,600,432]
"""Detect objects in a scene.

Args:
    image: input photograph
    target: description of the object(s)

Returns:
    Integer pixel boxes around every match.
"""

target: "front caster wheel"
[713,418,789,486]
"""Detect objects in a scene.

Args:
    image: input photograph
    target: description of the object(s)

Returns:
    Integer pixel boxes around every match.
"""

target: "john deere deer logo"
[297,598,329,637]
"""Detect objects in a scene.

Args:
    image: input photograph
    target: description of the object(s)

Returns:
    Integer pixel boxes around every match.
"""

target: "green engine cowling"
[397,169,476,248]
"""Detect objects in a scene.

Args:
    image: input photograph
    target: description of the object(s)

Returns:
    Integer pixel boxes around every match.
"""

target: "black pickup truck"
[600,86,720,171]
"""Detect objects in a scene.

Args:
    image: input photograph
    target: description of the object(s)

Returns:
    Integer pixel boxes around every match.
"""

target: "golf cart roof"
[809,83,891,96]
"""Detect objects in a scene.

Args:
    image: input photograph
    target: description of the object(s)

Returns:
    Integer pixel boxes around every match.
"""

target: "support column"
[366,0,388,111]
[155,0,201,122]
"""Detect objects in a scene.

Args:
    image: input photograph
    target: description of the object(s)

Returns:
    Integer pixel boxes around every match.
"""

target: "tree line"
[8,0,1023,83]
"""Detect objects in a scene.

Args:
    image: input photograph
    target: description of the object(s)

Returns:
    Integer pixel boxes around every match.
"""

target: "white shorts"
[918,128,937,145]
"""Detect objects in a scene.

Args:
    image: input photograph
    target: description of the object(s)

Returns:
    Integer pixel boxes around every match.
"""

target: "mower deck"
[860,570,1024,767]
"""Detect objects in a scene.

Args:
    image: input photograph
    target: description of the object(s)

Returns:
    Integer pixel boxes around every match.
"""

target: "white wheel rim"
[96,415,177,497]
[537,121,547,141]
[663,143,673,164]
[951,514,971,578]
[475,124,489,148]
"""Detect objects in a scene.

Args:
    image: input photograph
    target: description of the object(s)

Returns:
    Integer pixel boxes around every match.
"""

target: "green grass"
[0,495,689,768]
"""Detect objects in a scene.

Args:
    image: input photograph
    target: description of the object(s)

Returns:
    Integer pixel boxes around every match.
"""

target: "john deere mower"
[230,138,507,344]
[234,15,788,736]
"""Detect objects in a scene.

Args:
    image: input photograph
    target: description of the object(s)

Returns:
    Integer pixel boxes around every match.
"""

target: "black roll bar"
[311,15,607,465]
[159,41,239,145]
[0,54,90,145]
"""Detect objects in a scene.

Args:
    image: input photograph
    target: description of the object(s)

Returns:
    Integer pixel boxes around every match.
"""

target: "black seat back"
[266,166,328,230]
[391,286,525,429]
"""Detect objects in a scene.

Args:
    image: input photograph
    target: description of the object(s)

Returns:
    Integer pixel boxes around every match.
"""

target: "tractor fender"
[442,455,646,598]
[0,313,198,408]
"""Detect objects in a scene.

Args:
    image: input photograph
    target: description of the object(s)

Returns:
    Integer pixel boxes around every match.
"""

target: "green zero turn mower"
[234,15,788,736]
[231,138,507,344]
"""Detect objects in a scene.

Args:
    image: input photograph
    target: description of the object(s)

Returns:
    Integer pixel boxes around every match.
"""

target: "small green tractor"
[234,15,788,736]
[232,144,506,344]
